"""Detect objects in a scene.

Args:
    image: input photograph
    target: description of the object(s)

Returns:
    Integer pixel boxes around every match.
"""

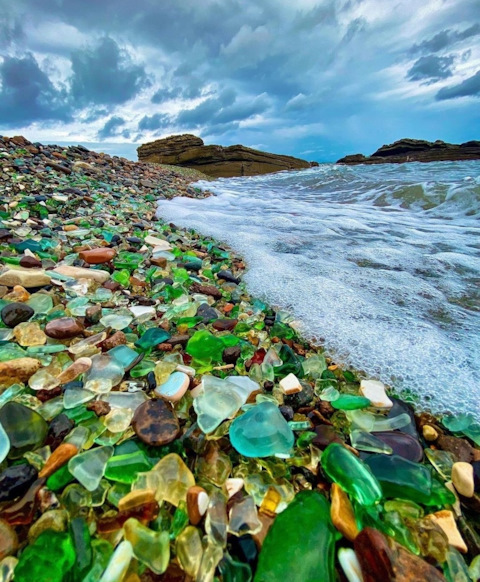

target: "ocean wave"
[157,160,480,418]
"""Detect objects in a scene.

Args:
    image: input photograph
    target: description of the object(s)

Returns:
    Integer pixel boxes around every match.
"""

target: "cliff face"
[137,134,312,178]
[337,138,480,165]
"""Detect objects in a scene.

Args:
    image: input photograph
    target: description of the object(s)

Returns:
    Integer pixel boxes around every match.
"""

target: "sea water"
[157,161,480,417]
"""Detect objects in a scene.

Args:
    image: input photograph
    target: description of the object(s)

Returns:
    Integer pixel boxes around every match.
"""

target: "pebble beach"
[0,135,479,582]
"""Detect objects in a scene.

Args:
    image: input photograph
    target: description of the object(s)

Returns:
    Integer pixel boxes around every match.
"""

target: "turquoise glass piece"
[442,413,473,433]
[229,401,295,458]
[108,345,141,370]
[135,328,170,351]
[321,443,382,506]
[68,446,114,491]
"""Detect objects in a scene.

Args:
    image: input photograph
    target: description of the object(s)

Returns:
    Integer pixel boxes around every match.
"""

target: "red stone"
[78,248,116,264]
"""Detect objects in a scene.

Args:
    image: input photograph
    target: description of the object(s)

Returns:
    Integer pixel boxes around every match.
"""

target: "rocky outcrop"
[137,134,312,178]
[337,138,480,165]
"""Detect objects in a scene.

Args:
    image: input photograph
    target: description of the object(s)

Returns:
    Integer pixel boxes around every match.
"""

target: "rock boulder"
[137,134,311,178]
[337,138,480,165]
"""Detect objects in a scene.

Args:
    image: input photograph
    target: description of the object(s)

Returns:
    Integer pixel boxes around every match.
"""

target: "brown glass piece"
[96,500,159,534]
[0,477,46,526]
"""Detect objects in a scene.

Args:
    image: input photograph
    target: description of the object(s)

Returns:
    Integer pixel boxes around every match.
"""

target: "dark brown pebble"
[45,317,84,339]
[19,256,42,269]
[86,400,111,416]
[132,399,180,446]
[436,434,474,463]
[212,318,237,331]
[190,282,222,299]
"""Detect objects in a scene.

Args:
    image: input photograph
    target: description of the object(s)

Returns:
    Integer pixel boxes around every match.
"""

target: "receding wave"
[157,160,480,418]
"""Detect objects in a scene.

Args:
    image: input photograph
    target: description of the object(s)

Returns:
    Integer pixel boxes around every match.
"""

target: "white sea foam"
[157,161,480,417]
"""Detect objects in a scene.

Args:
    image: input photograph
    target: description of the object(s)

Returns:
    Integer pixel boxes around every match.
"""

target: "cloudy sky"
[1,0,479,161]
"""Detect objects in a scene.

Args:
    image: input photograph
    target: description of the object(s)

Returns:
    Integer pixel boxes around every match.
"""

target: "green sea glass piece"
[321,443,382,506]
[104,451,153,484]
[135,328,170,351]
[229,401,295,458]
[124,518,169,575]
[68,446,114,491]
[331,394,370,410]
[365,454,454,506]
[70,517,92,581]
[186,329,226,363]
[13,530,75,582]
[254,491,336,582]
[0,402,48,459]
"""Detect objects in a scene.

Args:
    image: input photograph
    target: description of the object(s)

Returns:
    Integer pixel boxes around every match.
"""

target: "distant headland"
[137,134,316,178]
[337,138,480,165]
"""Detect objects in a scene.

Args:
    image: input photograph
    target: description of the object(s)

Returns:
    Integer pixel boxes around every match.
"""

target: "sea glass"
[175,526,203,579]
[0,402,48,459]
[331,395,370,410]
[321,443,382,506]
[135,328,170,351]
[229,401,295,458]
[99,540,133,582]
[194,376,245,434]
[82,355,124,393]
[365,454,454,506]
[254,491,336,582]
[68,446,114,491]
[13,530,75,582]
[123,518,169,574]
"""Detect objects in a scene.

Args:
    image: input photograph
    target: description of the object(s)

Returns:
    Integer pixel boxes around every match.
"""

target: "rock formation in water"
[337,138,480,165]
[137,134,313,178]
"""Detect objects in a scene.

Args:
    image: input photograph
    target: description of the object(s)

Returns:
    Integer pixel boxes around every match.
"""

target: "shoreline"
[0,136,479,581]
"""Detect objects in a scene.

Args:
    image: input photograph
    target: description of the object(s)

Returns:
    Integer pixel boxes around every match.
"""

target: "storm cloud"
[1,0,479,160]
[407,55,455,83]
[436,70,480,100]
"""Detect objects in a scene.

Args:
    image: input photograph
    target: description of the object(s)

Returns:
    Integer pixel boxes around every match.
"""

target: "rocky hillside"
[337,138,480,165]
[137,134,313,178]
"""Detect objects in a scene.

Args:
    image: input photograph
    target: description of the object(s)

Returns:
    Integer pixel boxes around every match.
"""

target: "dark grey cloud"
[138,113,171,131]
[436,70,480,100]
[410,24,480,54]
[97,116,126,139]
[0,16,24,50]
[70,37,149,106]
[151,87,181,104]
[407,55,454,83]
[0,53,71,126]
[176,88,237,126]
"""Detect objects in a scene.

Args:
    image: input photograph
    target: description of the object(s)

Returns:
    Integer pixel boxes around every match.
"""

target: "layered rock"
[337,138,480,165]
[137,134,312,178]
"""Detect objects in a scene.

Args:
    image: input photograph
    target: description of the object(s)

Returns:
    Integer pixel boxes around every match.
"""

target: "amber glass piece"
[39,444,78,478]
[96,500,159,534]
